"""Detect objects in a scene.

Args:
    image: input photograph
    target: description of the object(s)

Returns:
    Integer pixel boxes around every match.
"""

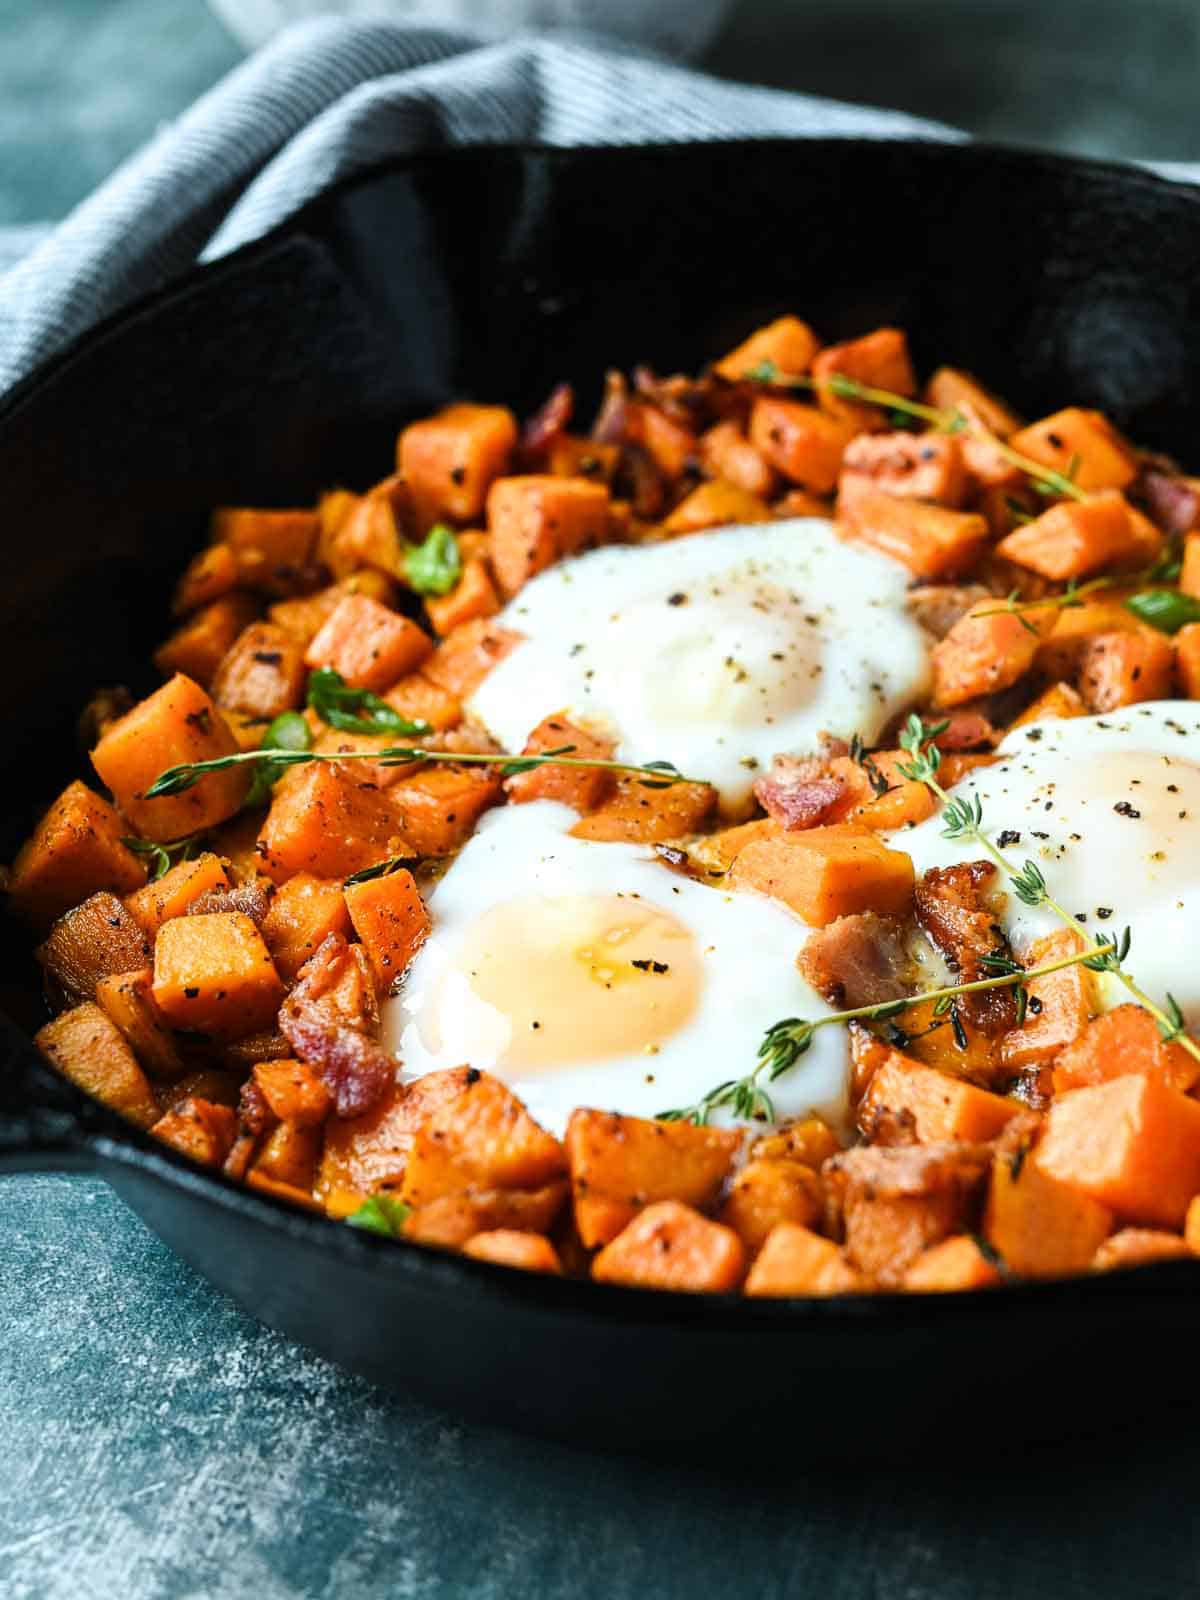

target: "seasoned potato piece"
[9,780,147,929]
[400,1071,566,1208]
[152,911,284,1040]
[35,1002,160,1128]
[37,892,152,1005]
[592,1201,746,1292]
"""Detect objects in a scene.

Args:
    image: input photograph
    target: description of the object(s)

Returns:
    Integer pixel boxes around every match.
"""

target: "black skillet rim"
[6,133,1200,1328]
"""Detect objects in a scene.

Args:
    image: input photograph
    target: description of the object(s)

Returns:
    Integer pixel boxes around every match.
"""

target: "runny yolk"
[413,894,702,1072]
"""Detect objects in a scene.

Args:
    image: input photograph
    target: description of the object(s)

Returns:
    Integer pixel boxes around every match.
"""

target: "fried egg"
[894,702,1200,1025]
[381,801,849,1136]
[468,520,931,815]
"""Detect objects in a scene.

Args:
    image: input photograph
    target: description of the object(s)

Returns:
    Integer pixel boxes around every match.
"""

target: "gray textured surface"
[5,1175,1200,1598]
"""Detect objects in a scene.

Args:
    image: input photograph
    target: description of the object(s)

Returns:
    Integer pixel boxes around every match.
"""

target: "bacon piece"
[932,711,997,752]
[797,912,912,1009]
[521,382,574,456]
[1139,466,1197,536]
[278,933,394,1118]
[753,755,846,830]
[188,882,272,925]
[914,861,1016,1036]
[632,366,714,428]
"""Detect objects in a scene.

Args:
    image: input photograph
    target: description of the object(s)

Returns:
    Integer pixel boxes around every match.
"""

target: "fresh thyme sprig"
[657,939,1115,1126]
[144,742,697,800]
[120,833,204,884]
[973,545,1185,635]
[895,713,1200,1062]
[741,365,1087,503]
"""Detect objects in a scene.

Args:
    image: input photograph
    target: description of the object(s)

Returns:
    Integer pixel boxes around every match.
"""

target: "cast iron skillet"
[3,138,1200,1453]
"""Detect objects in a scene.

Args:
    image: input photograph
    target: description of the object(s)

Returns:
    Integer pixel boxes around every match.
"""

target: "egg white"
[893,702,1200,1026]
[382,801,849,1136]
[468,519,931,815]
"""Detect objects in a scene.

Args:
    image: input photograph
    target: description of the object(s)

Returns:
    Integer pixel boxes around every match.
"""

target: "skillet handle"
[0,1023,101,1173]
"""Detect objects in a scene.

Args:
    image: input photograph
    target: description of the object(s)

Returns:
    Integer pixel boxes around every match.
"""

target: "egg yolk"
[413,894,703,1071]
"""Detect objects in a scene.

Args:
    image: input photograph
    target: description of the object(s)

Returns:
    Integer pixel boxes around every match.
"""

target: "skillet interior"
[3,138,1200,1451]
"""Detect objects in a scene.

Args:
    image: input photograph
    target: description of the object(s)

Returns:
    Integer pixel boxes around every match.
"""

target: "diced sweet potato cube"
[924,367,1021,438]
[95,968,185,1080]
[984,1141,1114,1277]
[1010,680,1085,727]
[545,434,620,483]
[344,867,429,992]
[679,817,781,877]
[748,398,855,493]
[35,1001,160,1128]
[304,593,432,692]
[1093,1227,1191,1272]
[398,402,518,525]
[386,764,502,856]
[729,824,914,926]
[569,775,716,844]
[252,1118,323,1191]
[124,851,231,939]
[154,592,261,687]
[1035,593,1150,680]
[423,618,523,699]
[210,620,307,719]
[840,430,968,508]
[996,490,1141,580]
[173,542,241,615]
[858,1050,1020,1143]
[91,674,249,841]
[9,780,147,928]
[1186,1194,1200,1255]
[1008,407,1137,492]
[838,487,988,579]
[592,1201,745,1292]
[488,475,611,597]
[661,479,771,536]
[151,1097,238,1168]
[999,929,1095,1070]
[462,1230,563,1274]
[244,1172,325,1212]
[212,505,318,571]
[1176,622,1200,699]
[713,315,820,381]
[813,327,916,429]
[1035,1074,1200,1227]
[327,476,408,580]
[36,891,152,1005]
[744,1223,866,1297]
[257,762,405,883]
[564,1108,741,1248]
[698,420,778,499]
[931,599,1052,707]
[252,1057,333,1127]
[424,557,500,636]
[719,1158,822,1256]
[316,1071,474,1204]
[843,1188,966,1286]
[153,911,284,1040]
[505,714,615,812]
[382,672,462,732]
[750,1115,843,1171]
[628,402,696,481]
[822,750,936,830]
[400,1071,566,1208]
[403,1182,567,1247]
[260,873,351,981]
[1052,1003,1199,1095]
[269,572,396,645]
[1078,628,1174,711]
[904,1235,1003,1291]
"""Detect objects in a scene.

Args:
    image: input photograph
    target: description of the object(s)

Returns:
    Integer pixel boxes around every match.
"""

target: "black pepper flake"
[998,829,1022,847]
[1096,906,1113,919]
[1025,729,1043,742]
[1113,801,1141,818]
[667,593,688,607]
[184,987,199,999]
[631,959,669,974]
[1031,830,1049,840]
[465,1067,481,1086]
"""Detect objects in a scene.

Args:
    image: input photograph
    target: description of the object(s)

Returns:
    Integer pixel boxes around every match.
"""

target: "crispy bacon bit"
[521,382,574,456]
[278,933,394,1118]
[591,369,630,445]
[188,883,272,925]
[754,755,845,829]
[932,711,997,752]
[237,1076,273,1137]
[914,861,1017,1036]
[797,912,913,1009]
[906,584,991,639]
[1139,467,1198,536]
